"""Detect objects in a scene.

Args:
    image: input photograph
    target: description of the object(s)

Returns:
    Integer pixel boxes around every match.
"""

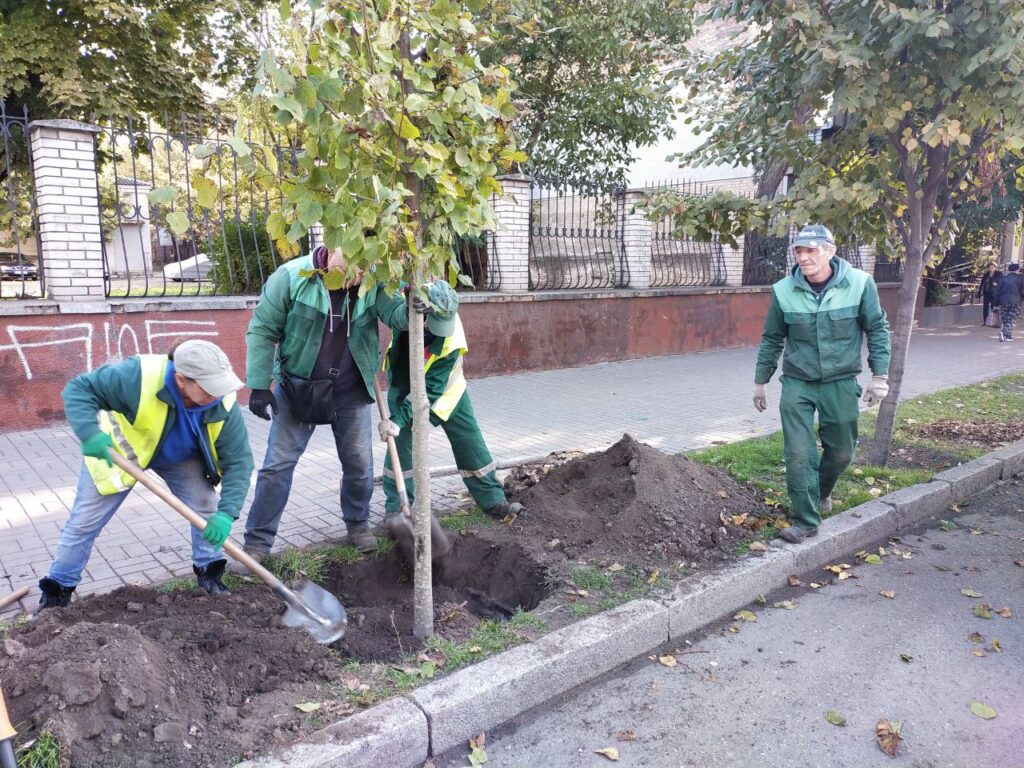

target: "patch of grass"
[16,731,64,768]
[158,572,246,593]
[439,507,493,531]
[426,611,547,671]
[319,544,363,565]
[371,538,394,560]
[263,548,331,584]
[570,565,612,591]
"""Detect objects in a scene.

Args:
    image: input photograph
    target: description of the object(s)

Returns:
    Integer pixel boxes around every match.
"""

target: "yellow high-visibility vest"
[85,355,236,494]
[384,316,469,422]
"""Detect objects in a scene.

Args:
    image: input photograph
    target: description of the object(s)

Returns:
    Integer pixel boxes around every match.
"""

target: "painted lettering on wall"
[0,319,219,380]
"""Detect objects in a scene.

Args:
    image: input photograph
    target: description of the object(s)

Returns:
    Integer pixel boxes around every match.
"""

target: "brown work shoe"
[346,521,378,553]
[484,501,523,519]
[227,547,268,577]
[779,525,819,544]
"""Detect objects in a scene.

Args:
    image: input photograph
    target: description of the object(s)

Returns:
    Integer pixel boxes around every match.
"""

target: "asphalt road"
[437,479,1024,768]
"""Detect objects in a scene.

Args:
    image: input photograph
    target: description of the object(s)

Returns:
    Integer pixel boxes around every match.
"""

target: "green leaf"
[286,219,306,243]
[192,176,218,209]
[226,136,252,158]
[148,186,177,206]
[192,144,216,160]
[773,600,796,610]
[825,710,847,727]
[969,701,996,720]
[455,148,470,167]
[973,604,993,619]
[165,211,189,237]
[864,554,883,565]
[266,212,288,240]
[734,610,756,622]
[279,0,291,20]
[340,87,364,115]
[295,79,318,109]
[961,589,983,598]
[398,116,420,140]
[377,20,400,47]
[322,270,345,291]
[295,701,321,713]
[297,200,324,228]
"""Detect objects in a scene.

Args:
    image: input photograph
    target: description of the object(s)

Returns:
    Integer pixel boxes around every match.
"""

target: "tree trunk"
[1001,218,1016,265]
[868,240,925,466]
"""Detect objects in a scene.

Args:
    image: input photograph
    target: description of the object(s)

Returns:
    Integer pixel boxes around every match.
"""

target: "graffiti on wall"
[0,319,219,380]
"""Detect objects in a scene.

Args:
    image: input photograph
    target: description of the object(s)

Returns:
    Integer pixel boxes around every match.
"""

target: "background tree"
[682,0,1024,465]
[235,0,520,637]
[479,0,692,186]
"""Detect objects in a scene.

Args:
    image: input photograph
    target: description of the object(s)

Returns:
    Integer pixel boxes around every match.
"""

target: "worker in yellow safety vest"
[378,281,522,521]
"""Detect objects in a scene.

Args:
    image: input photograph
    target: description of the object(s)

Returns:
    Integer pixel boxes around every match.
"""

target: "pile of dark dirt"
[1,585,340,768]
[502,434,765,566]
[911,418,1024,448]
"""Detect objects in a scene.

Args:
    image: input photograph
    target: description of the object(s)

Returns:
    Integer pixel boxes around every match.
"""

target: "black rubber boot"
[194,559,231,595]
[36,577,75,613]
[484,501,523,519]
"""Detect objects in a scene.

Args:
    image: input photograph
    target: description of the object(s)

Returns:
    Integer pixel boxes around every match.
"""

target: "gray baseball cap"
[425,281,460,337]
[792,224,836,248]
[173,340,243,398]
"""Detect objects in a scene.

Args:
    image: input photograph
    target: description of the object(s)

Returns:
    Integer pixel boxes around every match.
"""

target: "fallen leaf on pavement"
[755,594,767,605]
[608,563,624,572]
[838,572,856,581]
[970,529,984,535]
[617,730,637,742]
[960,588,983,598]
[717,489,729,498]
[939,520,957,532]
[468,733,487,768]
[934,564,954,572]
[658,655,678,668]
[968,632,985,643]
[865,554,883,565]
[970,702,997,720]
[880,590,896,599]
[728,626,740,634]
[748,541,768,552]
[773,600,796,610]
[990,639,1001,653]
[734,610,757,622]
[294,702,321,713]
[788,575,803,586]
[899,653,913,663]
[731,514,748,526]
[809,582,823,589]
[1014,560,1024,568]
[826,710,846,726]
[594,747,620,761]
[825,563,851,573]
[974,604,993,619]
[995,607,1012,618]
[972,650,986,657]
[876,719,904,757]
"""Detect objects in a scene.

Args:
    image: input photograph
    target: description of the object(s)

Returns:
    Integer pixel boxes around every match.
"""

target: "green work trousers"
[779,376,861,529]
[382,392,506,515]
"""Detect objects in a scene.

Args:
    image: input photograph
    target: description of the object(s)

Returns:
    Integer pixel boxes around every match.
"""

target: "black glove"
[411,295,431,315]
[248,389,278,420]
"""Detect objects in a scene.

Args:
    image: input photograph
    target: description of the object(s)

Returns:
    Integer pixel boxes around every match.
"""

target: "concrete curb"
[249,445,1018,767]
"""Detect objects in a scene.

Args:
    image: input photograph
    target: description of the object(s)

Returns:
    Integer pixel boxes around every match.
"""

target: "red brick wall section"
[0,285,906,432]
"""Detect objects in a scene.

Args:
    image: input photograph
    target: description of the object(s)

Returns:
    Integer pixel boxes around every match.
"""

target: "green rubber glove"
[202,511,234,549]
[81,432,114,466]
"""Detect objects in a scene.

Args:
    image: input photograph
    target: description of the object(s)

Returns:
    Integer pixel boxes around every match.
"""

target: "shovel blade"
[282,580,347,644]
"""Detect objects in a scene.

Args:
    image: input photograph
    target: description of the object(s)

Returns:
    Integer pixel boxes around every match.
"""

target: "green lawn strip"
[15,731,64,768]
[692,374,1024,526]
[439,507,493,531]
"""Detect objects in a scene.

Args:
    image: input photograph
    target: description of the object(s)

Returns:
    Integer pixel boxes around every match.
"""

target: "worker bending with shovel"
[36,340,254,612]
[378,281,522,527]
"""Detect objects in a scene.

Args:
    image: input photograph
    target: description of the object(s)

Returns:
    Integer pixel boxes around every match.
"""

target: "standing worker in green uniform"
[752,224,892,543]
[377,281,523,522]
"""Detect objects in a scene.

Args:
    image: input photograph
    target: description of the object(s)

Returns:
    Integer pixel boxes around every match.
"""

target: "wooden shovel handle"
[0,587,28,613]
[108,453,287,592]
[372,376,413,518]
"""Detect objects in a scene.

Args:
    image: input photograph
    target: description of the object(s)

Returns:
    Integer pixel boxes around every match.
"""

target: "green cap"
[425,280,459,337]
[792,224,835,248]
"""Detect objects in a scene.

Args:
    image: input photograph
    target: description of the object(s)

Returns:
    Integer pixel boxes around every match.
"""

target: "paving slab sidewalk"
[1,323,1021,611]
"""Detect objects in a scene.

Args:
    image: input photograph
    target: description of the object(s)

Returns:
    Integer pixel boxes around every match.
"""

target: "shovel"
[109,453,346,644]
[0,686,15,768]
[372,377,451,565]
[0,587,29,614]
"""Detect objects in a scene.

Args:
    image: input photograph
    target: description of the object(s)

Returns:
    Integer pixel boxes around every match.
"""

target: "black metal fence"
[742,224,792,285]
[873,252,903,283]
[528,179,629,290]
[95,114,311,298]
[646,179,727,288]
[454,231,499,291]
[0,101,42,299]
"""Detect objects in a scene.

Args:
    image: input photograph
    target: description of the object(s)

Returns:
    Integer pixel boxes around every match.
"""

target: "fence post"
[619,190,651,289]
[492,174,531,291]
[722,237,745,287]
[29,119,106,301]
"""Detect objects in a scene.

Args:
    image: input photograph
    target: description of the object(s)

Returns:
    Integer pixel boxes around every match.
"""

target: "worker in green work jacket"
[37,340,254,611]
[752,224,892,543]
[377,280,523,523]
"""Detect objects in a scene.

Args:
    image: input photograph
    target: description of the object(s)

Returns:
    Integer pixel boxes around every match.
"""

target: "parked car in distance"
[0,259,39,280]
[162,253,211,282]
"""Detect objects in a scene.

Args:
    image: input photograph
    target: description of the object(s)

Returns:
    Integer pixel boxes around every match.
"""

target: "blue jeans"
[243,392,373,555]
[49,458,224,588]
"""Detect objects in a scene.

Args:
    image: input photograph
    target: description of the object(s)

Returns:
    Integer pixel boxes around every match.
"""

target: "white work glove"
[377,419,400,443]
[863,376,889,407]
[753,384,768,412]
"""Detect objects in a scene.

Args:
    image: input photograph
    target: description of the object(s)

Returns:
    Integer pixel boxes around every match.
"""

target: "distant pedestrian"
[996,263,1024,341]
[753,224,891,544]
[978,263,1001,326]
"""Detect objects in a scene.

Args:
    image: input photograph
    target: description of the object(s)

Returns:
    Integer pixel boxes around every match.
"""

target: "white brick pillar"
[859,244,877,277]
[29,120,106,301]
[492,174,531,291]
[621,190,652,289]
[722,236,745,287]
[308,224,324,252]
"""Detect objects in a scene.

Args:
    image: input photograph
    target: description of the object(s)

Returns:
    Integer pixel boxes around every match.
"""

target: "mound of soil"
[2,585,340,768]
[503,434,764,566]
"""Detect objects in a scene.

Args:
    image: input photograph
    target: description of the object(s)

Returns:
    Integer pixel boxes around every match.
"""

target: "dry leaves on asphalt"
[748,541,768,552]
[970,702,997,720]
[734,610,757,622]
[995,606,1012,618]
[899,653,913,663]
[974,604,993,619]
[960,588,983,598]
[990,638,1001,653]
[876,719,904,757]
[879,590,896,599]
[617,730,637,742]
[594,746,621,761]
[773,600,796,610]
[658,655,678,668]
[788,575,803,587]
[467,733,487,768]
[969,632,985,643]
